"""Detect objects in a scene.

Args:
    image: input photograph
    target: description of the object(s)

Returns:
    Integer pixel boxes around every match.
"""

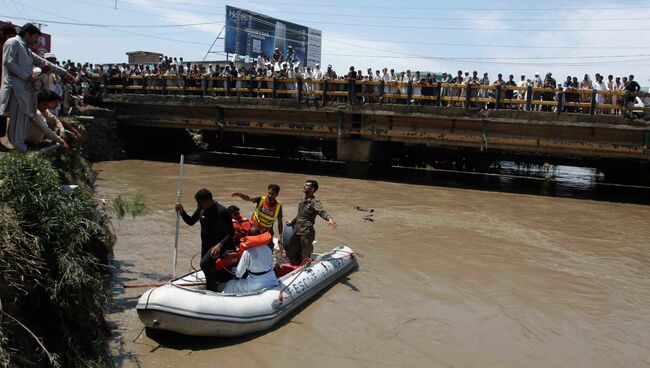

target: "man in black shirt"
[625,74,641,105]
[175,189,234,291]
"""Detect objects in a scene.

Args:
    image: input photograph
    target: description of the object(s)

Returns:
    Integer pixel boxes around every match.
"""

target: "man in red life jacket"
[231,183,284,247]
[228,205,251,244]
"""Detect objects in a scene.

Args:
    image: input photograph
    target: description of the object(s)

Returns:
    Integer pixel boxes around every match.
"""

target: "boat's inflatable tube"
[136,245,358,337]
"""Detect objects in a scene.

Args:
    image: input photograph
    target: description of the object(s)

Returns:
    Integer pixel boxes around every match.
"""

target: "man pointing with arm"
[0,23,74,151]
[231,183,283,247]
[286,180,337,266]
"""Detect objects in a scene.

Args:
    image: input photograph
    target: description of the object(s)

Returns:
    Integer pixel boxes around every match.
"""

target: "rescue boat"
[135,245,358,337]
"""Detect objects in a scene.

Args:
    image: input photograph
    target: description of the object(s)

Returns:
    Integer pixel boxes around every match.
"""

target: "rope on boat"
[277,248,364,304]
[190,252,201,272]
[278,258,313,304]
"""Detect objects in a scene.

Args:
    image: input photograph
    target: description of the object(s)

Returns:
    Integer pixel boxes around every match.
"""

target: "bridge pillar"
[338,138,373,177]
[337,138,389,177]
[337,138,374,163]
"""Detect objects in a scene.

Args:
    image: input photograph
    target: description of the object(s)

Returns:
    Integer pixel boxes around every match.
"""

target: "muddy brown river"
[95,159,650,368]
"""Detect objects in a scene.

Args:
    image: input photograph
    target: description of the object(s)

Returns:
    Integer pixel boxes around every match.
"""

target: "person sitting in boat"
[231,184,283,249]
[175,189,235,292]
[228,205,251,244]
[223,226,278,294]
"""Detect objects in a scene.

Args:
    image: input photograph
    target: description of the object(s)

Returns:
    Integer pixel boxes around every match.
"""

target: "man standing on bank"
[286,180,337,265]
[231,184,283,245]
[0,24,17,151]
[0,23,74,151]
[175,189,234,292]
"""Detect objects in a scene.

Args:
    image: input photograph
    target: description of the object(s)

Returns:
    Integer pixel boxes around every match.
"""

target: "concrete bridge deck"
[103,95,650,165]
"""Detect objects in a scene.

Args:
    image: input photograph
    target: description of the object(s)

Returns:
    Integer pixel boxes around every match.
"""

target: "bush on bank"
[0,151,115,368]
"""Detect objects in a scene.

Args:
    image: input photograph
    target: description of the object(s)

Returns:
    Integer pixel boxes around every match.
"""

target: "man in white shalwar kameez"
[303,67,313,99]
[223,227,278,294]
[593,75,608,114]
[312,63,323,96]
[0,23,72,151]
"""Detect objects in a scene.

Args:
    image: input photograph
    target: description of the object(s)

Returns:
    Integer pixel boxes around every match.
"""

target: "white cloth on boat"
[223,245,278,294]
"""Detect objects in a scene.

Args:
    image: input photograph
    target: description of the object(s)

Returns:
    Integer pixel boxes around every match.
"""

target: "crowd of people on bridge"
[0,22,646,152]
[95,52,644,115]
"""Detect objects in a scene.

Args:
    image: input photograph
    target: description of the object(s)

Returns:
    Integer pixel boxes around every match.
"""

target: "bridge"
[98,76,650,178]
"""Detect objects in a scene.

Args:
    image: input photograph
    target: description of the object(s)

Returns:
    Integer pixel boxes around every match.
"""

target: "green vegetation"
[0,148,145,367]
[111,191,147,220]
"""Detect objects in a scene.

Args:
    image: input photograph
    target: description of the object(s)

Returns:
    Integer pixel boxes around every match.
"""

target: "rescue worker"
[286,180,336,266]
[222,226,278,294]
[228,205,251,244]
[231,184,283,246]
[175,189,234,292]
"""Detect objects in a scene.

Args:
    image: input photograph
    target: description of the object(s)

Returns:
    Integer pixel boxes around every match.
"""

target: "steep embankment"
[0,150,115,367]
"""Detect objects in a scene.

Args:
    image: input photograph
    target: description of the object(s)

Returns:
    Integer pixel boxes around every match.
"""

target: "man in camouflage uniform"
[285,180,337,265]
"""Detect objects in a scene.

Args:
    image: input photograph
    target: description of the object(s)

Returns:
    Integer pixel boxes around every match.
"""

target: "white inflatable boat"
[136,245,358,337]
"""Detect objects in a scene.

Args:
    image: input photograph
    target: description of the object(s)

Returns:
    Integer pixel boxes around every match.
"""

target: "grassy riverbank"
[0,149,116,367]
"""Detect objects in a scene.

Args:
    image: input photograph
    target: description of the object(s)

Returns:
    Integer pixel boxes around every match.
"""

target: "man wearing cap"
[0,23,74,151]
[40,53,60,92]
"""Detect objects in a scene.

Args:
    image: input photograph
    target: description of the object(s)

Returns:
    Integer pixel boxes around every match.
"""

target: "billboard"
[224,6,322,68]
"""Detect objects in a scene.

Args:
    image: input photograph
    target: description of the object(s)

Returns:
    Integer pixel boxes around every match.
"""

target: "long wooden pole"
[173,154,185,278]
[123,282,204,289]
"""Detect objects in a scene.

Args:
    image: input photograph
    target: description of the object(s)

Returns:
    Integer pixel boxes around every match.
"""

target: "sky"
[1,0,650,86]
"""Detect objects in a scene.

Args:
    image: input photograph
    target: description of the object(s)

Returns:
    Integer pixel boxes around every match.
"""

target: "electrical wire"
[0,0,16,18]
[9,0,650,70]
[0,14,223,28]
[46,0,650,51]
[224,25,650,62]
[8,0,29,20]
[94,0,650,31]
[102,0,650,12]
[111,0,650,22]
[13,0,32,20]
[321,53,650,66]
[325,36,650,50]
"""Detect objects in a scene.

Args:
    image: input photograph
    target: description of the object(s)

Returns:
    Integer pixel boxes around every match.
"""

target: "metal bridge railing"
[98,75,650,117]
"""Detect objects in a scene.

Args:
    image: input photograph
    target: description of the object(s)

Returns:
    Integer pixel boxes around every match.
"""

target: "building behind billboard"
[224,6,321,68]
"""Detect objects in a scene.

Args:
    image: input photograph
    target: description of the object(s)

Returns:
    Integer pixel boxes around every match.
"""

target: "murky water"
[96,159,650,368]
